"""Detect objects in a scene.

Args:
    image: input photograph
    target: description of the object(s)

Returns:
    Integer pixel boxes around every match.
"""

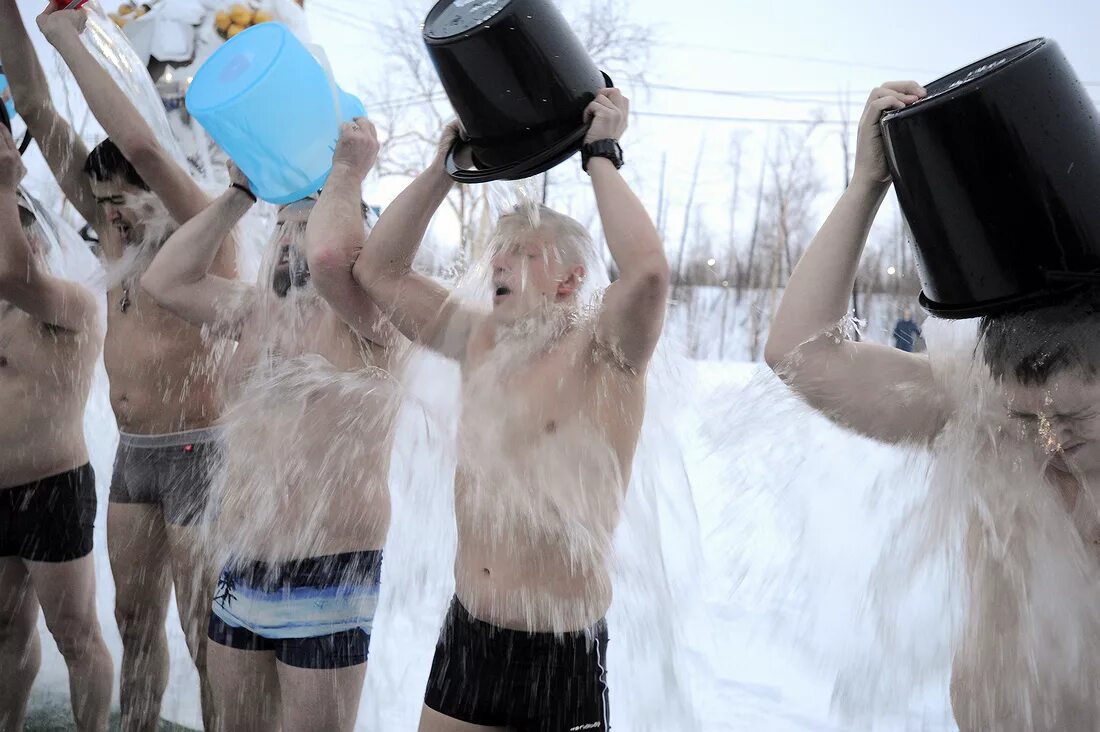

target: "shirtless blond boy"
[308,91,668,731]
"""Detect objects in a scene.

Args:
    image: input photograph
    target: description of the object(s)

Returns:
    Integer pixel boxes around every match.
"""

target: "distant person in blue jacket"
[892,308,922,352]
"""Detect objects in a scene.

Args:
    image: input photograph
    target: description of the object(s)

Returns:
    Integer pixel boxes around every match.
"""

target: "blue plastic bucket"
[0,74,17,122]
[186,23,365,205]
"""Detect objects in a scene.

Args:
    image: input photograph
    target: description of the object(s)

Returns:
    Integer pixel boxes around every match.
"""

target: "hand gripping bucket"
[186,22,365,205]
[881,39,1100,318]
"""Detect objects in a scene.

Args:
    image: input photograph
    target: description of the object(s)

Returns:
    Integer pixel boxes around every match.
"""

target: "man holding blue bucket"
[1,4,237,729]
[141,146,402,730]
[310,87,667,731]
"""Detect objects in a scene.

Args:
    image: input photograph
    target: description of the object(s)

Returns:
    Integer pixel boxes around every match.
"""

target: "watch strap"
[582,139,624,173]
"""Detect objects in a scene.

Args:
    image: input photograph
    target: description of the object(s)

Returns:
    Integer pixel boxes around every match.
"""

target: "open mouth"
[113,217,133,241]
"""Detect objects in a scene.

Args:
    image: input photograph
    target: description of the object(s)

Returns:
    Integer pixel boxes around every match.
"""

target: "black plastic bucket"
[881,39,1100,319]
[423,0,610,184]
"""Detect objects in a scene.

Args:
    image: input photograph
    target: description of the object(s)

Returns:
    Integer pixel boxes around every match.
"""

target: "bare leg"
[108,502,171,732]
[275,661,366,732]
[166,524,217,731]
[25,555,113,732]
[207,642,280,732]
[0,558,40,732]
[418,706,508,732]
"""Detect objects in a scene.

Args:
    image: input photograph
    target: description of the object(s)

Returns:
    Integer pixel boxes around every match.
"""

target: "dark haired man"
[0,4,234,729]
[765,81,1100,730]
[0,121,111,732]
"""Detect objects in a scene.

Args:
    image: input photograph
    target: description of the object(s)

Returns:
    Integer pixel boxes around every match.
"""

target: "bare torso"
[104,282,224,433]
[0,302,99,488]
[212,295,396,562]
[453,317,646,632]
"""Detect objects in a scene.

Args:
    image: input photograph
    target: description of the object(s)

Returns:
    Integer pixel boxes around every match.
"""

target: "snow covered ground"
[26,346,961,731]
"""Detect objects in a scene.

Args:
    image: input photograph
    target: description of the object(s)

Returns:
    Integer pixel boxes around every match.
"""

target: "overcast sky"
[17,0,1099,269]
[303,0,1100,264]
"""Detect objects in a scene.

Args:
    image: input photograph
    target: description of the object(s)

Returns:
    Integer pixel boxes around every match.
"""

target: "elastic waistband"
[449,597,606,640]
[5,463,93,493]
[118,426,221,449]
[226,550,384,592]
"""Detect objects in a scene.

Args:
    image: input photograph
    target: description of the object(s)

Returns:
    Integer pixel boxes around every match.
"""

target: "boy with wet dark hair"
[83,138,150,191]
[766,80,1100,730]
[0,4,236,729]
[979,287,1100,385]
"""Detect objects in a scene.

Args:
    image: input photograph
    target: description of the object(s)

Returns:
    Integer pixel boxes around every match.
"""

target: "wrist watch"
[582,139,624,173]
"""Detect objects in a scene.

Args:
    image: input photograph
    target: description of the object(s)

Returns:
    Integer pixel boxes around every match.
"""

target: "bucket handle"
[1045,270,1100,284]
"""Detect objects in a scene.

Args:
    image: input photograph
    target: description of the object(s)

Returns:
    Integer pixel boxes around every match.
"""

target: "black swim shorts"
[0,464,96,562]
[424,597,611,731]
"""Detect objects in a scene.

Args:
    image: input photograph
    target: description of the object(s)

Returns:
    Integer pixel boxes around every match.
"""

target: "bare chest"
[0,306,71,378]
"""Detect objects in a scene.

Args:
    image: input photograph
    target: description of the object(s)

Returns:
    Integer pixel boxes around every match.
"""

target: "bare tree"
[718,135,744,359]
[672,137,706,302]
[367,0,655,266]
[758,122,823,324]
[836,89,862,338]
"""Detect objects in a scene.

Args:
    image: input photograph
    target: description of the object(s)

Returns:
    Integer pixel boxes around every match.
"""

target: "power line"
[635,111,846,125]
[656,41,940,75]
[648,83,863,105]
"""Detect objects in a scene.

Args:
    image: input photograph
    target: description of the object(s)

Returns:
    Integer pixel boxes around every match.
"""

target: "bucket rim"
[881,37,1048,126]
[446,118,589,183]
[422,0,515,45]
[919,281,1093,319]
[186,22,292,115]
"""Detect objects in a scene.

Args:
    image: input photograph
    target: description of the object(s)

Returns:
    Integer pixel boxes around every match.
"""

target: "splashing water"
[80,2,185,165]
[706,312,1100,731]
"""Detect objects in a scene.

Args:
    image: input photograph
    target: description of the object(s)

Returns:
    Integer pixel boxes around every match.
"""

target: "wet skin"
[0,226,97,486]
[452,232,646,633]
[90,178,226,435]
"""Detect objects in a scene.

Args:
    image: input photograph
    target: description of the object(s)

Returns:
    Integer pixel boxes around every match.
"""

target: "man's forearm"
[588,158,666,276]
[0,191,32,278]
[356,160,453,279]
[308,163,367,268]
[768,177,889,356]
[0,1,53,113]
[143,189,250,290]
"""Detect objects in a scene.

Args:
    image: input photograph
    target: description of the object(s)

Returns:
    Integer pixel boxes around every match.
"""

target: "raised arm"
[305,119,396,346]
[37,6,209,226]
[0,0,101,229]
[140,165,253,332]
[0,127,95,331]
[587,89,670,370]
[764,82,950,446]
[346,122,476,360]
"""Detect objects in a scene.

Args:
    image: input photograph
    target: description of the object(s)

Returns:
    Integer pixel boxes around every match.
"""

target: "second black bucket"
[881,39,1100,319]
[423,0,611,184]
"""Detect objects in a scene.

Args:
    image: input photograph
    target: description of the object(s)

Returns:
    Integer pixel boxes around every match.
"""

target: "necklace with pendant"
[120,286,132,313]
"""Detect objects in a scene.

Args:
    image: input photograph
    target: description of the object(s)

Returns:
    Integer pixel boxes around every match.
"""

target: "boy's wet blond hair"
[489,203,593,272]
